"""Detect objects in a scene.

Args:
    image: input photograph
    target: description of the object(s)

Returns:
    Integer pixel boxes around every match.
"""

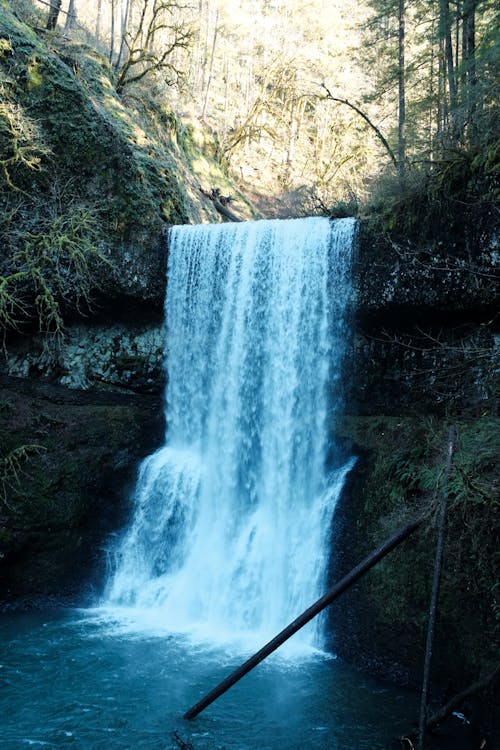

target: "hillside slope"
[0,2,255,333]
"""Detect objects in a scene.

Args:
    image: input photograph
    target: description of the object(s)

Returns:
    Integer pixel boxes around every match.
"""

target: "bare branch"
[320,83,398,168]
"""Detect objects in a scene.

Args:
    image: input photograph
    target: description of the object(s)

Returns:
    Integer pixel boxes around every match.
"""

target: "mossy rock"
[329,414,499,687]
[0,376,164,602]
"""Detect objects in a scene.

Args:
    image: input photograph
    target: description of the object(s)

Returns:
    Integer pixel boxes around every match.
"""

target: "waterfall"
[105,216,356,649]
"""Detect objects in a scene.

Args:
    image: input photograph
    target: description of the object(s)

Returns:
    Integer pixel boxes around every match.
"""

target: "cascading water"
[105,216,356,650]
[1,216,421,750]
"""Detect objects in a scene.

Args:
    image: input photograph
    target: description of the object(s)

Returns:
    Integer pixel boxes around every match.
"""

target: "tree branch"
[320,83,398,168]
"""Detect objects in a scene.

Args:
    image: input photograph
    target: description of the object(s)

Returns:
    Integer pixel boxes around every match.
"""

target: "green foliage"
[384,419,498,523]
[363,136,499,248]
[327,195,360,219]
[0,79,50,190]
[0,268,29,335]
[337,415,500,678]
[1,197,111,339]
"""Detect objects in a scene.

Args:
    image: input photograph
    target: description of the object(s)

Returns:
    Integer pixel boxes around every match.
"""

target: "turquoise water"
[0,608,417,749]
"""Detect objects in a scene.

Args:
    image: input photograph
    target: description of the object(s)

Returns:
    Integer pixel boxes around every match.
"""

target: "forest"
[2,0,499,215]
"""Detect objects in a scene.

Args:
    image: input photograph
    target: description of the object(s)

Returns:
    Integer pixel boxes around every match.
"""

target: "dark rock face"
[0,375,164,606]
[346,325,498,416]
[101,233,168,313]
[348,224,498,416]
[353,223,498,319]
[326,226,499,699]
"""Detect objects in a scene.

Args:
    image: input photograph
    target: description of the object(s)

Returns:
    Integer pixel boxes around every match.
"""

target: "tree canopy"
[4,0,500,220]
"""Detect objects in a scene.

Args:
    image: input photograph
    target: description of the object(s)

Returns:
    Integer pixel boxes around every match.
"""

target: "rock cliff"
[327,224,498,704]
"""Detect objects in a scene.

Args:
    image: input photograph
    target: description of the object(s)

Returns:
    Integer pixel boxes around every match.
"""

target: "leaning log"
[418,426,456,750]
[199,186,243,222]
[183,515,423,720]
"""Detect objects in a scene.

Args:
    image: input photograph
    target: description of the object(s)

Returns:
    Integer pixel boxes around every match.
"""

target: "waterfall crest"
[105,216,356,649]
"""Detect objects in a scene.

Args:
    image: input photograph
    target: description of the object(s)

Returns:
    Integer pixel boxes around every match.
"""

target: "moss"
[0,378,164,600]
[0,2,207,339]
[1,0,256,333]
[333,415,499,685]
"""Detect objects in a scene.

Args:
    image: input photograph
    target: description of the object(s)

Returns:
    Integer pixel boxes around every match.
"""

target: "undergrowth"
[1,194,112,344]
[0,442,46,510]
[362,138,499,252]
[340,414,500,675]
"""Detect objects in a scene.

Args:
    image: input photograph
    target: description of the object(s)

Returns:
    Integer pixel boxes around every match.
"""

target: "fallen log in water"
[183,515,424,720]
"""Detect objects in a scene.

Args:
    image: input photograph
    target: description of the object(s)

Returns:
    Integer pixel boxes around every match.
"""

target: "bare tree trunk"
[64,0,77,33]
[46,0,62,30]
[223,55,229,131]
[96,0,102,41]
[439,0,458,135]
[398,0,406,182]
[463,0,477,135]
[192,0,204,95]
[200,0,210,95]
[437,33,447,144]
[115,0,131,72]
[109,0,116,65]
[321,84,398,168]
[201,9,219,119]
[428,19,436,161]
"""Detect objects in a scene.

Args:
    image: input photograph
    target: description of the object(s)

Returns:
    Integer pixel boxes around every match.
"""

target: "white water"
[105,216,356,650]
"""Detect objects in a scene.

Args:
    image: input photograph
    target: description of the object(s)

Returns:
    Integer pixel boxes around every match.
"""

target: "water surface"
[0,608,417,750]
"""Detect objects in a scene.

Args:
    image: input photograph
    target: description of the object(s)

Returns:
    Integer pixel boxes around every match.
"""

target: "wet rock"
[0,375,164,604]
[2,322,165,395]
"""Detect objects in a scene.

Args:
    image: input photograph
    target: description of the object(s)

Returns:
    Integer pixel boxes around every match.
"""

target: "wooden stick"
[418,426,456,750]
[426,665,499,732]
[183,515,423,720]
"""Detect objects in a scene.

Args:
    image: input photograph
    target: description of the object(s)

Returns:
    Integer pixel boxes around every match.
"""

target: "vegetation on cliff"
[0,376,164,601]
[334,416,498,682]
[0,0,253,343]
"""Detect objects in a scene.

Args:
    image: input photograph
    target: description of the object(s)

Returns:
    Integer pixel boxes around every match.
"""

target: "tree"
[46,0,62,30]
[115,0,132,71]
[114,0,193,92]
[397,0,405,179]
[65,0,78,33]
[438,0,458,135]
